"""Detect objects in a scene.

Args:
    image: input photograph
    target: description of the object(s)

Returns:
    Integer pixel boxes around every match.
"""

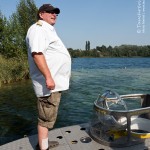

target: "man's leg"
[37,92,61,149]
[38,125,48,150]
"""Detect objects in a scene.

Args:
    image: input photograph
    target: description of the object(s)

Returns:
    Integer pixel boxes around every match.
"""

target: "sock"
[41,138,48,150]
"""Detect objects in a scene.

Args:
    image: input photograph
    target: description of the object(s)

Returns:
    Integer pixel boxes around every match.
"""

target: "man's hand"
[46,78,55,90]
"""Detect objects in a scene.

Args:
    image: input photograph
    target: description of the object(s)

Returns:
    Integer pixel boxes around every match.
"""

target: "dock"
[0,123,150,150]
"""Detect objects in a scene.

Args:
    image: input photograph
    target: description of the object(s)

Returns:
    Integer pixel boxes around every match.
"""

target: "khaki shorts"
[37,92,61,129]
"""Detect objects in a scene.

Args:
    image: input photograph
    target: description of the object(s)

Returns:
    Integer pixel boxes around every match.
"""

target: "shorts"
[37,91,61,129]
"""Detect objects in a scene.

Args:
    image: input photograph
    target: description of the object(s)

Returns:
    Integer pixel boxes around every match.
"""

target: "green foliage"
[0,0,37,58]
[16,0,37,36]
[69,45,150,58]
[0,0,37,86]
[85,41,90,51]
[0,54,29,87]
[0,12,8,55]
[0,15,24,58]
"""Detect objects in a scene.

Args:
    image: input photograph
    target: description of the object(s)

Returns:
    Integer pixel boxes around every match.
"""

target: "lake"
[0,57,150,145]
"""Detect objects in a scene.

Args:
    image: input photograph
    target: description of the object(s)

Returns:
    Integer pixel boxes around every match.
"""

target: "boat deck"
[0,123,150,150]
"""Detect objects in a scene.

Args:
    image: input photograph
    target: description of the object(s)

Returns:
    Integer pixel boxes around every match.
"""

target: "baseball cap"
[38,4,60,14]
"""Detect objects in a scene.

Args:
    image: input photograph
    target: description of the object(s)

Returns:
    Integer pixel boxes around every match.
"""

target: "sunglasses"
[45,11,58,16]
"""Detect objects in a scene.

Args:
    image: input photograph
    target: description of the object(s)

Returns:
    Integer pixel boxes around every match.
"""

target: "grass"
[0,55,29,87]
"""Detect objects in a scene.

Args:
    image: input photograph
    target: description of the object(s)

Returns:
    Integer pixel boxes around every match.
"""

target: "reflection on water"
[0,80,37,145]
[0,58,150,145]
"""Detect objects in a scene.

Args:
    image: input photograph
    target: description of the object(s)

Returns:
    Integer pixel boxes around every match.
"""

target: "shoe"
[36,144,40,150]
[48,141,59,149]
[36,141,59,150]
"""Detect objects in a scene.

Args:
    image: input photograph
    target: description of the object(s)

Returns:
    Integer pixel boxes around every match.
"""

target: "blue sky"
[0,0,150,49]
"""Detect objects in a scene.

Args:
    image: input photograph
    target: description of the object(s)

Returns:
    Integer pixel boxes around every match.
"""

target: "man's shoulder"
[28,21,43,31]
[29,20,43,28]
[36,20,43,26]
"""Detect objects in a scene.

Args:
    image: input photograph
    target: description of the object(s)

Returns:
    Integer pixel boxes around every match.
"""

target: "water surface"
[0,58,150,145]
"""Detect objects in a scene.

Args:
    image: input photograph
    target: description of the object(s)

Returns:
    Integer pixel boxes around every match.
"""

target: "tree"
[0,0,38,58]
[16,0,37,36]
[0,12,8,56]
[85,41,88,50]
[85,41,90,51]
[13,0,38,56]
[0,12,5,46]
[87,41,90,50]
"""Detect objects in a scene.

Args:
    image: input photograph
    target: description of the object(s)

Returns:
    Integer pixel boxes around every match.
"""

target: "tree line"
[68,44,150,58]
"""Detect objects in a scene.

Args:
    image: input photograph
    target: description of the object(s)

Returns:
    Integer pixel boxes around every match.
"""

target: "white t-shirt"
[26,20,71,97]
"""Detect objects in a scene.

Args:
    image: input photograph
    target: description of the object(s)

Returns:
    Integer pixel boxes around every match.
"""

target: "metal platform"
[0,123,150,150]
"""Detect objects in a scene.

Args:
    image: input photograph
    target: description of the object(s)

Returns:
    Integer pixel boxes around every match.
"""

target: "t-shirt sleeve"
[28,26,46,53]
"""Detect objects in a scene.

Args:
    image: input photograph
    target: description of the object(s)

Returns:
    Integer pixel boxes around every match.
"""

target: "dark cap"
[38,4,60,14]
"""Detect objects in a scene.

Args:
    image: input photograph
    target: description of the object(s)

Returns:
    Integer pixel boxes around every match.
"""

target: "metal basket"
[89,90,150,147]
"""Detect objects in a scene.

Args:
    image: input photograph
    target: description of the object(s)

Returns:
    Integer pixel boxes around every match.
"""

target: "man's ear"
[39,12,44,19]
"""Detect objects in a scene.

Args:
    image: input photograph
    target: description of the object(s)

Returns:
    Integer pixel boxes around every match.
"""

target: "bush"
[0,55,29,87]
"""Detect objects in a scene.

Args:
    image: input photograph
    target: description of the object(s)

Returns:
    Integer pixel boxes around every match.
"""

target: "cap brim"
[53,8,60,14]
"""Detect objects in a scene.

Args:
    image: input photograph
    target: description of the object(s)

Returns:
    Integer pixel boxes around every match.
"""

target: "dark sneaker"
[35,143,40,150]
[48,141,59,149]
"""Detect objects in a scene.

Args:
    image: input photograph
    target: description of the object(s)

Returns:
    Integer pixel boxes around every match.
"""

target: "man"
[26,4,71,150]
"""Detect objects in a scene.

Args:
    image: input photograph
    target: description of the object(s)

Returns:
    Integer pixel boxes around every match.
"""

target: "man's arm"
[32,52,55,90]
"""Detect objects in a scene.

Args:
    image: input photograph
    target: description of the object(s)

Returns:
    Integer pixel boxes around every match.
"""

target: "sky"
[0,0,150,49]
